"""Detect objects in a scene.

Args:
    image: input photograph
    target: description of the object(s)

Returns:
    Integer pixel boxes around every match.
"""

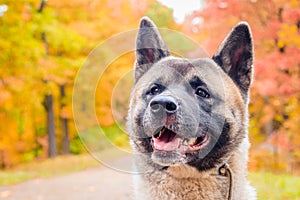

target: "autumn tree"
[0,0,88,166]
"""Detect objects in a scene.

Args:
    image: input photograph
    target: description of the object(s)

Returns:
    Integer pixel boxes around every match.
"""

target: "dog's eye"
[149,84,161,95]
[195,87,210,98]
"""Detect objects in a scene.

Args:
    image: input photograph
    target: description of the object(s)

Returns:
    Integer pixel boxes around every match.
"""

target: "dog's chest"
[143,166,229,200]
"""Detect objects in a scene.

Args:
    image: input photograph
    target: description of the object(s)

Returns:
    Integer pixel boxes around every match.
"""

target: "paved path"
[0,166,133,200]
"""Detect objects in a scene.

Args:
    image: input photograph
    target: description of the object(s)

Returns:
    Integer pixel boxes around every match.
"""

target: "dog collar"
[218,162,233,200]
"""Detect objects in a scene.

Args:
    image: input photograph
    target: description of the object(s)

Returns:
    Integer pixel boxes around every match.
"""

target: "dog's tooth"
[179,139,189,152]
[159,130,162,137]
[188,138,197,145]
[183,139,189,145]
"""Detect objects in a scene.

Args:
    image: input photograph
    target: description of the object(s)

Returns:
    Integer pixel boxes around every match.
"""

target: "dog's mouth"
[151,127,209,153]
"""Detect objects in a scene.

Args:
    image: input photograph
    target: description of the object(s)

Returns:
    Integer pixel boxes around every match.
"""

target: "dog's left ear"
[134,17,170,81]
[212,22,254,96]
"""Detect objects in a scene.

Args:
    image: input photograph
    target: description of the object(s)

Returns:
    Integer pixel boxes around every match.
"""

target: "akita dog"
[127,17,256,200]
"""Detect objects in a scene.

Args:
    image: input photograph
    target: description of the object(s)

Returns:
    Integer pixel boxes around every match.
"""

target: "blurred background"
[0,0,299,199]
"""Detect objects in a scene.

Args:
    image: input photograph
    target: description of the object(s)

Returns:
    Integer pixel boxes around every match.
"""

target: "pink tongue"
[153,133,181,151]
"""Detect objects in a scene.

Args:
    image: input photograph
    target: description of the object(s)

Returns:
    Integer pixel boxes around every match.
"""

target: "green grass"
[248,171,300,200]
[1,155,300,200]
[0,154,99,185]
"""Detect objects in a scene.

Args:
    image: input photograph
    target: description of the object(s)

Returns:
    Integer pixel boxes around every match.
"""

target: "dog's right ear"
[134,17,170,81]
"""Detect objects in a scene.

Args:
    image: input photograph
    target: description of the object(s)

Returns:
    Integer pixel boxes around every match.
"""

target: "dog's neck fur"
[133,137,256,200]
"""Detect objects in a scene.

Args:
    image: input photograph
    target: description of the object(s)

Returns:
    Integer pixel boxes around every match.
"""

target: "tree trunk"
[41,32,49,55]
[61,118,70,154]
[60,84,70,154]
[0,150,5,169]
[38,0,47,13]
[43,94,57,158]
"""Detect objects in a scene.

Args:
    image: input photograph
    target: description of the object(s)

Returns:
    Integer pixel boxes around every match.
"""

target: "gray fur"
[135,16,170,81]
[127,17,256,200]
[212,22,254,98]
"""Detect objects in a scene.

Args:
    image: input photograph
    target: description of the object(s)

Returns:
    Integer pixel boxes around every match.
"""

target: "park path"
[0,165,133,200]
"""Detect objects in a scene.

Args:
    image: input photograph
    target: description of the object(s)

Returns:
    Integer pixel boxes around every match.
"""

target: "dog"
[127,17,257,200]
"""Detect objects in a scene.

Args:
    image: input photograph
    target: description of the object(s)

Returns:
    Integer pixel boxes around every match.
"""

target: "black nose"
[150,96,178,114]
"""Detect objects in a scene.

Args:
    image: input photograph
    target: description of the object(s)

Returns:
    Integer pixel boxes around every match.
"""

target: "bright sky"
[157,0,203,23]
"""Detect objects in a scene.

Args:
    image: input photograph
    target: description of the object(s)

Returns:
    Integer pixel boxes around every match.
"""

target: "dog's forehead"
[157,57,195,76]
[151,57,222,81]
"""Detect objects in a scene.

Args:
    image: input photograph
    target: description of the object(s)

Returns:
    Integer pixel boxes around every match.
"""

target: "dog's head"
[127,17,253,171]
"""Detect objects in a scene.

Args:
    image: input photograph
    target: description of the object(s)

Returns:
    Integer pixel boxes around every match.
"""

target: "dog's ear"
[212,22,254,96]
[134,17,170,81]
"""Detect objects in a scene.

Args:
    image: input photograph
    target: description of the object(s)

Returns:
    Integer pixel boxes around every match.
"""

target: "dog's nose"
[150,96,178,114]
